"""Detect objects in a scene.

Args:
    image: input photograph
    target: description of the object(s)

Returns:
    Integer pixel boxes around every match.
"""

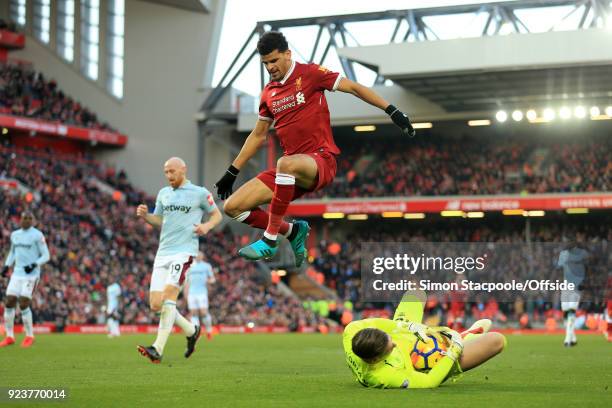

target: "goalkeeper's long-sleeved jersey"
[343,318,456,389]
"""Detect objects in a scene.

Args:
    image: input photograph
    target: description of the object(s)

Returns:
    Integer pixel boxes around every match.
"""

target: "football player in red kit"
[215,31,415,264]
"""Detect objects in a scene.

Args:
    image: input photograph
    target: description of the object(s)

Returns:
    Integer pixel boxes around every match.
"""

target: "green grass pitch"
[0,333,610,407]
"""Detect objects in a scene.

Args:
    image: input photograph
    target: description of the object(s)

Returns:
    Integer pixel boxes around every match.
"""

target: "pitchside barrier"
[7,324,607,336]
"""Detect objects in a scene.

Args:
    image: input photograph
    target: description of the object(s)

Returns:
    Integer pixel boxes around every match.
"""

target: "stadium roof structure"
[202,0,612,120]
[143,0,211,13]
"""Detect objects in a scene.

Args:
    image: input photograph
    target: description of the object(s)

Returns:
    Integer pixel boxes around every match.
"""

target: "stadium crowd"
[310,216,610,327]
[0,143,320,329]
[1,138,609,329]
[0,62,116,132]
[306,136,610,198]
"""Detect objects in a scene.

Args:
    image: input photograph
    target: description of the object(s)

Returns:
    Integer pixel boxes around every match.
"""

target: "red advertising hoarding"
[0,114,127,146]
[287,194,612,216]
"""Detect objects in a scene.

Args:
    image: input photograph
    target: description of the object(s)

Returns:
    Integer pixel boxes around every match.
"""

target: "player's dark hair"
[257,31,289,55]
[352,328,389,362]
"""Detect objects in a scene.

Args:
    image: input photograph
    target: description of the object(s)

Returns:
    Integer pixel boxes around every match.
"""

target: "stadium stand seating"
[1,62,116,132]
[1,132,609,328]
[309,215,610,327]
[305,135,610,198]
[0,142,320,328]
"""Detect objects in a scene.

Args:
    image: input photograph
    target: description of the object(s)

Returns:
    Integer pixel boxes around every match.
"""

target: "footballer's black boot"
[137,345,162,364]
[184,324,201,358]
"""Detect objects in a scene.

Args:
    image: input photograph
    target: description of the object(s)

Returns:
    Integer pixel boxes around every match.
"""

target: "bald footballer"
[136,157,222,363]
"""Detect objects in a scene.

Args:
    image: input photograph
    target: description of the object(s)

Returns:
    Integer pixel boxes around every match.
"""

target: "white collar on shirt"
[279,60,296,85]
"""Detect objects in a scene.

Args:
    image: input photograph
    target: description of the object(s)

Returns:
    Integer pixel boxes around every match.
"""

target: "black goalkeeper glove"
[214,165,239,200]
[1,266,9,277]
[24,263,37,274]
[385,104,416,137]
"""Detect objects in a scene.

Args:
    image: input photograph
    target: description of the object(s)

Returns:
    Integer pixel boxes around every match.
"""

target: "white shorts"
[150,253,194,292]
[561,289,581,311]
[188,294,209,311]
[6,276,39,299]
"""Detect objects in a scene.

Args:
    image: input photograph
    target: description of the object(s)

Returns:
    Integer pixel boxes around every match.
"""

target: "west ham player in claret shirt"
[215,31,415,263]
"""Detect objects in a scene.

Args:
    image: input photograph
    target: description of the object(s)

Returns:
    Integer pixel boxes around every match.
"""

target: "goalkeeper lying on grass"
[343,292,506,389]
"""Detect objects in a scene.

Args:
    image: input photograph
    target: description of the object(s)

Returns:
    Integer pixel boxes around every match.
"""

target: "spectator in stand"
[0,63,116,132]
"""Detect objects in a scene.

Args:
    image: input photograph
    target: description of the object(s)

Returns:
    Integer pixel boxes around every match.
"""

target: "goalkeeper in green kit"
[344,292,506,389]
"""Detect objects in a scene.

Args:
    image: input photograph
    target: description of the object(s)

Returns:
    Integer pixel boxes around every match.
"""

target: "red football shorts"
[256,150,337,200]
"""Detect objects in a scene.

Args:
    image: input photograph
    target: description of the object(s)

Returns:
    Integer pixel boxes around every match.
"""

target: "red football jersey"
[258,61,342,156]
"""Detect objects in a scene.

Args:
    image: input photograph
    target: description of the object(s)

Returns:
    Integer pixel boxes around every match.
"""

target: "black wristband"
[227,165,240,176]
[385,104,398,116]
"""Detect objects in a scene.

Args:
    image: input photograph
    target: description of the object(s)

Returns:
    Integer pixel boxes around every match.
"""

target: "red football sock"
[241,208,268,229]
[236,207,291,234]
[265,173,295,239]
